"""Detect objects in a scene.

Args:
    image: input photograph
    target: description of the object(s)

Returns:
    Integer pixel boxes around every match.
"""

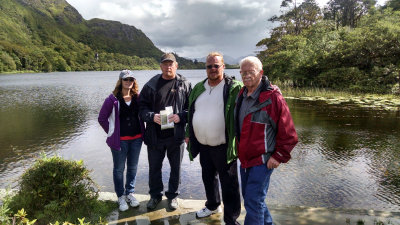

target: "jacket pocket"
[251,110,269,124]
[250,110,276,154]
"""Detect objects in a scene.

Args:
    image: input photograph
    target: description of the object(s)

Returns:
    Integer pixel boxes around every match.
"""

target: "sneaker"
[168,198,178,210]
[196,206,222,218]
[146,198,161,210]
[126,193,140,207]
[118,195,129,211]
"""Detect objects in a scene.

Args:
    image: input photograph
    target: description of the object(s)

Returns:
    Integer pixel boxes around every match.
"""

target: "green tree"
[324,0,376,28]
[384,0,400,11]
[257,0,321,63]
[0,51,17,71]
[258,7,400,93]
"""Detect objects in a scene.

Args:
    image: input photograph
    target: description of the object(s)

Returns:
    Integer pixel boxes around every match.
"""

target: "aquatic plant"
[274,79,400,111]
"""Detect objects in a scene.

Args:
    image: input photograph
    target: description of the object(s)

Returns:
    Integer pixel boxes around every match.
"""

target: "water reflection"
[0,103,85,162]
[279,99,400,211]
[0,86,87,187]
[1,71,400,212]
[107,199,222,225]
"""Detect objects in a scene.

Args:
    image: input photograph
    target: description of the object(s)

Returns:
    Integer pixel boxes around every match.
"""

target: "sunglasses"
[122,77,135,82]
[206,64,222,69]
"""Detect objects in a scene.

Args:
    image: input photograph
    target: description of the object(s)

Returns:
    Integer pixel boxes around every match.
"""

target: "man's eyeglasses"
[240,70,258,76]
[122,77,135,82]
[206,64,222,69]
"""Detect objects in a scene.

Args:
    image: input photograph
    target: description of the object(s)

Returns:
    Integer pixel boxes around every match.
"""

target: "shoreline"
[101,192,400,225]
[2,70,398,111]
[2,189,399,224]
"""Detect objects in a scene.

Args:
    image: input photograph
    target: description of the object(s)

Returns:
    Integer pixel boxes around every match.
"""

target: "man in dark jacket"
[139,53,191,210]
[186,52,242,225]
[235,56,298,225]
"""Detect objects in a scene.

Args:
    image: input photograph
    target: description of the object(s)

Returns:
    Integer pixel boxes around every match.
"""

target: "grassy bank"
[279,86,400,111]
[0,70,37,75]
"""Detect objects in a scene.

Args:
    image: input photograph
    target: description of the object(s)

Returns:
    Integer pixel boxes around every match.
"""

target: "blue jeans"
[240,164,274,225]
[111,138,142,197]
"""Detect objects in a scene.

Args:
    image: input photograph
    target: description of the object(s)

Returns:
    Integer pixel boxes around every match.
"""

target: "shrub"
[0,191,13,224]
[392,83,400,95]
[315,67,365,89]
[9,155,112,224]
[1,51,17,71]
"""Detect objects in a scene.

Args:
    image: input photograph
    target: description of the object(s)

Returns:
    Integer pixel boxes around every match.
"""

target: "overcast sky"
[66,0,386,60]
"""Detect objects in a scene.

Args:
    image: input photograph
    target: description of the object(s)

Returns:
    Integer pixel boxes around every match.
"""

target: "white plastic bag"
[160,106,174,130]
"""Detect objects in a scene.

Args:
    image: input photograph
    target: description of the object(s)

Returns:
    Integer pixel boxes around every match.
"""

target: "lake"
[1,70,400,212]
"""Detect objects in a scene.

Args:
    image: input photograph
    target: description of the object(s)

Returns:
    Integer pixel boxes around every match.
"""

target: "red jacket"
[235,77,298,168]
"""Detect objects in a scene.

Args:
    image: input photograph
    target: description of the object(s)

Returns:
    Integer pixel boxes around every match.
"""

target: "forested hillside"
[0,0,200,73]
[257,0,400,94]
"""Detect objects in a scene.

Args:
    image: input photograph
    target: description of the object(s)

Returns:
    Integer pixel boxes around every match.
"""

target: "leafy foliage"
[0,191,13,224]
[384,0,400,11]
[323,0,376,28]
[0,201,37,225]
[268,0,322,36]
[258,1,400,94]
[8,156,113,224]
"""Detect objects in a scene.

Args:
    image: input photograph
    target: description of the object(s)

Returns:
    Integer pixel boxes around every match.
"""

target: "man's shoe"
[126,193,140,207]
[118,195,129,211]
[168,198,179,210]
[196,206,222,218]
[146,198,161,210]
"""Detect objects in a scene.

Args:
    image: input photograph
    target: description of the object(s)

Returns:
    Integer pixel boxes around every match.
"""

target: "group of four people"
[98,52,298,225]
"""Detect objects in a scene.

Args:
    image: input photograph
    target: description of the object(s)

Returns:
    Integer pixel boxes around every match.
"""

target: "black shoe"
[147,198,161,210]
[168,198,178,210]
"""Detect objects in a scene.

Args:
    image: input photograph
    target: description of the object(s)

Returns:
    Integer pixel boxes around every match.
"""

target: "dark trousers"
[199,143,241,225]
[147,137,184,200]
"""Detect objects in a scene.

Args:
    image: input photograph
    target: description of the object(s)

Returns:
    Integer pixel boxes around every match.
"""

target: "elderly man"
[186,52,242,225]
[139,53,191,210]
[235,56,298,225]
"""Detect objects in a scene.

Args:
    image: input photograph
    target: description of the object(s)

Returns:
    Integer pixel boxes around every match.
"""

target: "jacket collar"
[108,93,118,102]
[200,73,233,87]
[146,73,185,91]
[239,75,272,97]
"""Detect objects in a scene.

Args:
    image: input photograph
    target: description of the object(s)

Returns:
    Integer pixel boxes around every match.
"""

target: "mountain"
[0,0,198,72]
[194,54,253,65]
[223,55,240,65]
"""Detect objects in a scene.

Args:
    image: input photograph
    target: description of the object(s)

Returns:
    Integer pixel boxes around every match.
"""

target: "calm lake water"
[1,70,400,212]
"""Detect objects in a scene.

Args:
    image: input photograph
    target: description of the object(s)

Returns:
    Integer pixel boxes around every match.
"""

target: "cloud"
[71,0,382,59]
[170,0,277,58]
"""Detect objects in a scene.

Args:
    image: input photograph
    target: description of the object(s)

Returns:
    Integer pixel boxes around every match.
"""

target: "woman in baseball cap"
[98,70,144,211]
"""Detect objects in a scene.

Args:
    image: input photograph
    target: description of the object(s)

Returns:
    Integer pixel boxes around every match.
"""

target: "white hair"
[239,56,263,72]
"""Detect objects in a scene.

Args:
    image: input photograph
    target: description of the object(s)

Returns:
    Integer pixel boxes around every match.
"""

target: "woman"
[98,70,144,211]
